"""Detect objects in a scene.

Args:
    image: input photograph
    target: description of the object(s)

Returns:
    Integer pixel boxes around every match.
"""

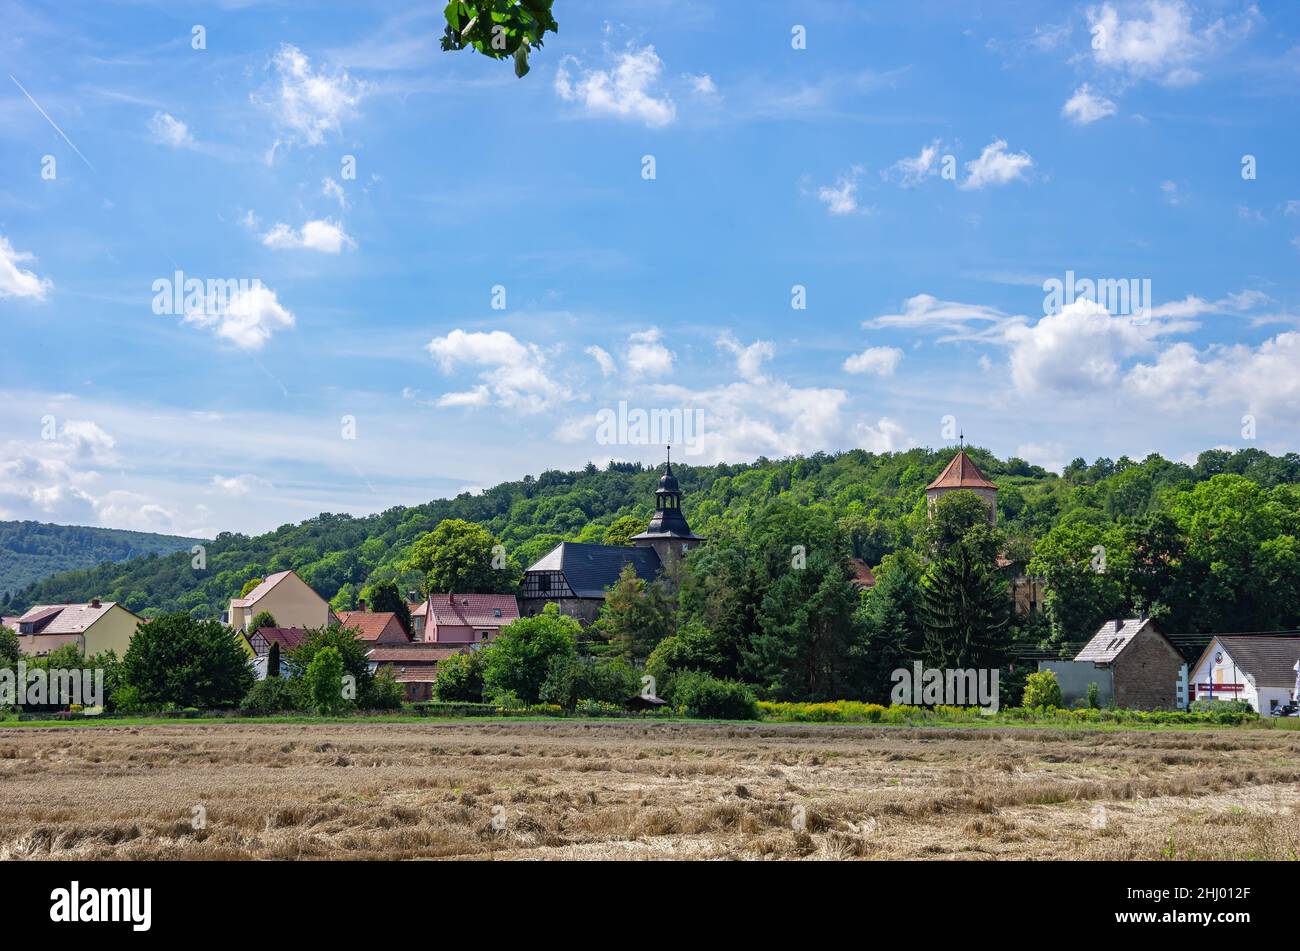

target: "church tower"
[631,447,705,565]
[925,442,998,525]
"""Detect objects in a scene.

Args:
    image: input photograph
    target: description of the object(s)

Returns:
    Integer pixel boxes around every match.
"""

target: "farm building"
[243,626,311,680]
[335,606,410,645]
[9,600,143,657]
[366,643,472,702]
[1190,635,1300,714]
[1071,617,1185,710]
[424,593,519,644]
[226,570,334,632]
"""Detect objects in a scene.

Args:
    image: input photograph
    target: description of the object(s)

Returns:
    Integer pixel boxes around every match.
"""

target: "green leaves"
[440,0,558,77]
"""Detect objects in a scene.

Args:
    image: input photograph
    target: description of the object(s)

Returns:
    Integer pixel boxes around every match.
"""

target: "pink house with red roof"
[425,593,519,644]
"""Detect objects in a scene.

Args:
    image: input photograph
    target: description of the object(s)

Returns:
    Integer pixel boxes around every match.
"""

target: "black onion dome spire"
[633,446,701,541]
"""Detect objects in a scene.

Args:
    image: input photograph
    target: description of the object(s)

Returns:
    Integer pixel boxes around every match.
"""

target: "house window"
[493,608,501,617]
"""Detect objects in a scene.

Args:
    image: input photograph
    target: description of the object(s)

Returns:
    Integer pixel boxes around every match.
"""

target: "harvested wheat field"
[0,719,1297,860]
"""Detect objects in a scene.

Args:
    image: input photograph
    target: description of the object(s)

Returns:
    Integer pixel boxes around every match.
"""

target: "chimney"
[357,598,367,613]
[90,598,101,609]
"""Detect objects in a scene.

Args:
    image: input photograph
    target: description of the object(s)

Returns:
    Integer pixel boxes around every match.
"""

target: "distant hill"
[0,521,201,600]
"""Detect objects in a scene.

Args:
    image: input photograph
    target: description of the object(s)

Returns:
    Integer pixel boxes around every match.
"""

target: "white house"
[1190,635,1300,714]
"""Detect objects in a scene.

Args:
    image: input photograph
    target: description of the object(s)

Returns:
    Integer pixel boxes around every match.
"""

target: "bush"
[481,604,579,705]
[1086,681,1100,709]
[305,646,348,715]
[539,655,639,709]
[1022,670,1063,709]
[109,684,146,713]
[574,699,624,717]
[1190,698,1253,714]
[121,613,255,709]
[432,650,485,702]
[239,677,299,714]
[369,666,405,710]
[673,672,759,720]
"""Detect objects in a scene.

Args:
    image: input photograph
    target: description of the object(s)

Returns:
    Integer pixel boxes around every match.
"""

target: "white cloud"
[554,44,676,128]
[1016,442,1067,473]
[182,283,296,351]
[0,236,51,300]
[886,141,943,187]
[210,474,270,496]
[94,490,178,534]
[322,176,348,210]
[1161,179,1184,205]
[717,334,775,382]
[426,329,570,412]
[0,453,96,525]
[253,43,364,153]
[1005,298,1161,395]
[148,111,193,147]
[1086,0,1258,87]
[866,294,1013,342]
[843,346,903,376]
[60,420,116,464]
[817,165,868,215]
[1128,333,1300,416]
[585,345,616,377]
[960,139,1033,190]
[1061,84,1117,124]
[625,328,675,378]
[856,418,912,453]
[261,219,357,253]
[686,73,718,96]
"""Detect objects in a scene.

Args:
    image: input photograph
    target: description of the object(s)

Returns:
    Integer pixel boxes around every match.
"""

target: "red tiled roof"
[254,627,311,651]
[392,669,440,683]
[926,451,998,491]
[367,644,468,664]
[427,594,519,629]
[336,611,407,642]
[848,559,875,589]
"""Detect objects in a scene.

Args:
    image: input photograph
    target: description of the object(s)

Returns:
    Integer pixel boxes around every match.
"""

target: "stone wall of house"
[519,597,604,626]
[1113,627,1184,710]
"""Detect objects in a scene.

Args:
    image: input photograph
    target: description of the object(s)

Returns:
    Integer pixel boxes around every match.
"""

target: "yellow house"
[227,570,334,632]
[11,600,143,657]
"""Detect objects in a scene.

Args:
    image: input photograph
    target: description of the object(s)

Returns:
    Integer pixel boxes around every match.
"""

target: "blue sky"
[1,0,1298,537]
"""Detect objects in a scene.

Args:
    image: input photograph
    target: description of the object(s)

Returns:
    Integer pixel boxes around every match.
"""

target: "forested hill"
[0,521,201,600]
[5,447,1300,638]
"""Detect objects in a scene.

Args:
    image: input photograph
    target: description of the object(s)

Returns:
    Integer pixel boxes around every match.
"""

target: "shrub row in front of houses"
[756,700,1261,726]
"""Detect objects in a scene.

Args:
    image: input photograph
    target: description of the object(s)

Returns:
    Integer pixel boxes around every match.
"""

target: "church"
[520,452,704,623]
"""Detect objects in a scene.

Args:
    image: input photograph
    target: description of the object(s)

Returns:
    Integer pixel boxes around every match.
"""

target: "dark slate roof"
[1198,635,1300,689]
[525,542,661,598]
[631,505,703,541]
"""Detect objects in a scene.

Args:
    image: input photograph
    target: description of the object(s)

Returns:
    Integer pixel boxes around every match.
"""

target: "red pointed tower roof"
[926,450,998,491]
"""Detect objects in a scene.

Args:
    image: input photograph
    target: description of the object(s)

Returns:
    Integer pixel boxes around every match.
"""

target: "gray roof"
[1201,635,1300,689]
[525,542,661,599]
[18,602,125,634]
[1074,618,1166,664]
